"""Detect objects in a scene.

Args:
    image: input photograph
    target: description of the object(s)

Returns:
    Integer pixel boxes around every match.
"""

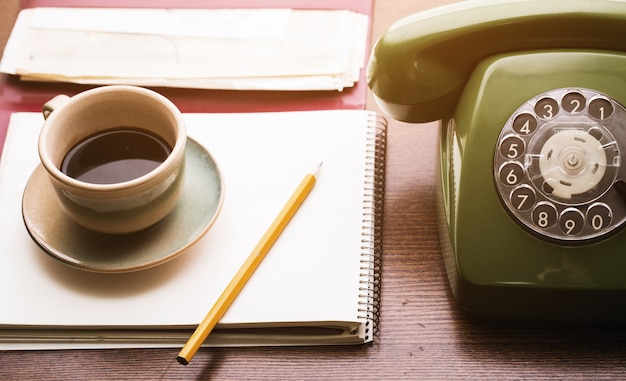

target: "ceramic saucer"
[22,138,224,273]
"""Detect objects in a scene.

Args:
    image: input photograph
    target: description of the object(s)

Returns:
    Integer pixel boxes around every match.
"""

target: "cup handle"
[42,95,71,120]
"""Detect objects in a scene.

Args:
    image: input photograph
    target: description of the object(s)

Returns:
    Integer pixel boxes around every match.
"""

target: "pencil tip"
[177,356,189,366]
[312,162,323,176]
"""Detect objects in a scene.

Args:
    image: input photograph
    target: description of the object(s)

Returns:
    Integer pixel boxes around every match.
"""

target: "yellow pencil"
[177,162,323,365]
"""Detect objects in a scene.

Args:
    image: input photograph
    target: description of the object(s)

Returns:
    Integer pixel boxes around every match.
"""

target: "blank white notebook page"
[0,110,375,334]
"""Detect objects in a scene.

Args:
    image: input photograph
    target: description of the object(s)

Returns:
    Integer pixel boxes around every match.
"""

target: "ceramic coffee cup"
[39,85,186,234]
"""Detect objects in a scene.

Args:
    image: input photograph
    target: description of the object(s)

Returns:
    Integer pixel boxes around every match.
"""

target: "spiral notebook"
[0,109,386,349]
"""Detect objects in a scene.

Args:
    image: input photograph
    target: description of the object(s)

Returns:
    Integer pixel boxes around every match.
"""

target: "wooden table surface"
[2,1,626,379]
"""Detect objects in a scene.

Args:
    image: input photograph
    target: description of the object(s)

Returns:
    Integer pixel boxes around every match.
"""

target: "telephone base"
[436,51,626,320]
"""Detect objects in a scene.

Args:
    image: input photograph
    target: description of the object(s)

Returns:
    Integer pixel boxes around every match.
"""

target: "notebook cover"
[0,0,374,155]
[0,110,384,349]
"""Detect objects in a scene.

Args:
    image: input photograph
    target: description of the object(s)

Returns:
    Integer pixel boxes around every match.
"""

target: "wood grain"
[2,0,626,379]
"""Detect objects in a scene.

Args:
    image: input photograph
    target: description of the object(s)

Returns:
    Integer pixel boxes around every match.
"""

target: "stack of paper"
[0,8,369,91]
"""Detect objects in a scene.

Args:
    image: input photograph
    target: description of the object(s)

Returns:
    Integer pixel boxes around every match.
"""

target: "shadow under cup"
[38,86,187,235]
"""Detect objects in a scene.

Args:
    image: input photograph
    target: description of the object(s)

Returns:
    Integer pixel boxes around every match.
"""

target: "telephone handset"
[367,0,626,123]
[368,0,626,319]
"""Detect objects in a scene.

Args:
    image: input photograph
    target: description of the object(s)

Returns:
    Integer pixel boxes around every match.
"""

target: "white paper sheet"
[28,8,291,39]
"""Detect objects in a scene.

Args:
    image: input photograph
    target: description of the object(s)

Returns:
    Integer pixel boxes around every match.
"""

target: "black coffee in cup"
[61,127,172,184]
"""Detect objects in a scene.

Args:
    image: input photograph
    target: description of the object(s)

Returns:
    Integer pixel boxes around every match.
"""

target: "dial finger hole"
[587,203,613,231]
[559,208,585,236]
[499,161,525,187]
[589,98,614,120]
[535,97,559,119]
[510,185,536,211]
[532,202,558,229]
[562,92,586,113]
[512,113,538,135]
[499,135,525,160]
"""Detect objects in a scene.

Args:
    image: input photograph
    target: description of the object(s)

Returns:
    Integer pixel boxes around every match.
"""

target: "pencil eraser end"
[177,356,189,366]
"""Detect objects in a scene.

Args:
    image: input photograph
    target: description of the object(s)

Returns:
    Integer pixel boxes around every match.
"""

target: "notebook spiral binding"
[357,112,387,341]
